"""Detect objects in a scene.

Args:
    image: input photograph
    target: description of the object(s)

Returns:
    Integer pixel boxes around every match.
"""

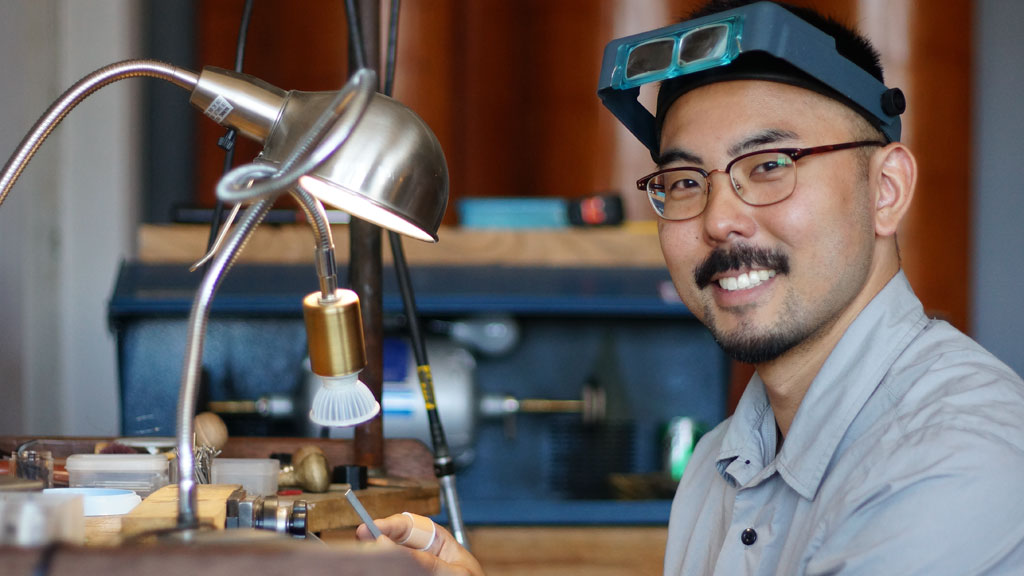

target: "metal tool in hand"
[344,488,381,539]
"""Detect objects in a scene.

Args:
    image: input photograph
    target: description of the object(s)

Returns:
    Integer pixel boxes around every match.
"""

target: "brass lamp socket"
[303,289,367,377]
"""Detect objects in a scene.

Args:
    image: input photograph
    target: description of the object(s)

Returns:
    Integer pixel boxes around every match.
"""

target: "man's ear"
[872,143,917,238]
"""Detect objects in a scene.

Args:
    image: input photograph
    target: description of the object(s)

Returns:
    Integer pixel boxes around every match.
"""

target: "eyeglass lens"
[647,151,796,220]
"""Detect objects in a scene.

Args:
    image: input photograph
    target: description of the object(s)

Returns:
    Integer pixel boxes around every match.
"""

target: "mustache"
[694,245,790,289]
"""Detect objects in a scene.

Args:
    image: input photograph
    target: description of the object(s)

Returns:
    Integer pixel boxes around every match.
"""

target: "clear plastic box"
[211,458,279,496]
[64,454,171,498]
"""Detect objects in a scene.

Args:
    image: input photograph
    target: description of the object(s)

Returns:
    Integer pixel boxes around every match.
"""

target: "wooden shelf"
[137,223,666,268]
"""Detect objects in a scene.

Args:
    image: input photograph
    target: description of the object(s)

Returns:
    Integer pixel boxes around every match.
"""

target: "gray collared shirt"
[664,271,1024,575]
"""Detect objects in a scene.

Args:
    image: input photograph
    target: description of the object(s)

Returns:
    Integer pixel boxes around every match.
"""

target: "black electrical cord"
[383,0,400,98]
[389,230,453,469]
[205,0,255,253]
[344,0,368,71]
[30,542,60,576]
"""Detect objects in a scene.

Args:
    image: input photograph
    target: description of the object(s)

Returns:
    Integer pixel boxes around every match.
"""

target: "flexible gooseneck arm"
[175,193,274,528]
[0,60,198,208]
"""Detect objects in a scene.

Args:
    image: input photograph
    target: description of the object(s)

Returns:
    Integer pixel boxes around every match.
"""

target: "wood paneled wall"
[900,0,972,332]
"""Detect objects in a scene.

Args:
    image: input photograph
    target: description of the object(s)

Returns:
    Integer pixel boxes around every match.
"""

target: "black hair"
[687,0,885,83]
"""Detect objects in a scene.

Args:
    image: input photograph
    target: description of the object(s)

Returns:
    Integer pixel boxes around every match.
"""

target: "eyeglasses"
[637,140,884,221]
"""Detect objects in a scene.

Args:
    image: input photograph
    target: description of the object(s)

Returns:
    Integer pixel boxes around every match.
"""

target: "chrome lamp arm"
[0,60,198,208]
[0,58,381,532]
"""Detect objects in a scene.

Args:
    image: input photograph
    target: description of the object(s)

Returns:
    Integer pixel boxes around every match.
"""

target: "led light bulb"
[309,371,379,427]
[303,289,379,427]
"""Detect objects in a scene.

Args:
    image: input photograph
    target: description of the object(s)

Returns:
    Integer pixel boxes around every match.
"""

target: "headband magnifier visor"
[597,1,906,155]
[622,20,740,88]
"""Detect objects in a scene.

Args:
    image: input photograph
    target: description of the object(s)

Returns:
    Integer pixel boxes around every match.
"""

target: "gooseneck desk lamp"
[0,60,448,533]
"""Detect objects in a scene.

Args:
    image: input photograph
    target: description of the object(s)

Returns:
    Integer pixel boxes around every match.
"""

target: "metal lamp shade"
[261,91,448,242]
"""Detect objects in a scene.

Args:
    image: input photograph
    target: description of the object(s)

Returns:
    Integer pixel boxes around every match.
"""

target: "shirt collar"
[715,270,929,498]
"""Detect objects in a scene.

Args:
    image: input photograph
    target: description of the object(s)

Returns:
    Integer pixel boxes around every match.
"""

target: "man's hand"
[355,512,486,576]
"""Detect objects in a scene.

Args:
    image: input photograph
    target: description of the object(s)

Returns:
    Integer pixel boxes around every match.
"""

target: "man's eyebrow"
[658,129,800,167]
[727,129,799,158]
[656,147,703,167]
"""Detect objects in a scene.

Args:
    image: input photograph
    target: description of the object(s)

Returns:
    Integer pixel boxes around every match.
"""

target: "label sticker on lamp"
[204,95,234,124]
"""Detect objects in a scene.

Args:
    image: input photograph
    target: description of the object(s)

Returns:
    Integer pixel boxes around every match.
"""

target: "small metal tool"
[225,491,308,538]
[344,488,381,539]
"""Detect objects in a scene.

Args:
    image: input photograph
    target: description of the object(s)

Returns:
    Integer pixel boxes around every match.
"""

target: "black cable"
[383,0,400,98]
[380,1,454,470]
[379,0,464,545]
[233,0,255,72]
[31,542,60,576]
[389,230,453,475]
[205,0,255,253]
[344,0,368,71]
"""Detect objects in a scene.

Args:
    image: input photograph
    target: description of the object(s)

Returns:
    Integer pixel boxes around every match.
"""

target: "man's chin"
[713,329,802,365]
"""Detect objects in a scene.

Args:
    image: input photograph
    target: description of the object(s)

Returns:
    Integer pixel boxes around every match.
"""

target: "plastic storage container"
[43,488,142,516]
[64,454,170,498]
[211,458,279,497]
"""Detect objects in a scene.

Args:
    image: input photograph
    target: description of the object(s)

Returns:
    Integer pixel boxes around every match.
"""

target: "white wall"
[972,0,1024,377]
[0,0,140,435]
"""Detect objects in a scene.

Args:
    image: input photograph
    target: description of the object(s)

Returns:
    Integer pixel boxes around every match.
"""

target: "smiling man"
[356,2,1024,574]
[630,1,1024,574]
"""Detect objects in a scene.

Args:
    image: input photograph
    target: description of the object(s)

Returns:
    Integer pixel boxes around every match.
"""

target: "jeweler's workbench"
[0,436,439,547]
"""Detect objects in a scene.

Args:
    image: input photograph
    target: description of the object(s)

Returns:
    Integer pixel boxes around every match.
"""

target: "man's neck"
[756,264,900,438]
[756,327,840,438]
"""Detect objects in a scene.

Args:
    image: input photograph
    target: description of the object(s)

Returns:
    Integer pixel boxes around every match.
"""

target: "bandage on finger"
[397,511,436,551]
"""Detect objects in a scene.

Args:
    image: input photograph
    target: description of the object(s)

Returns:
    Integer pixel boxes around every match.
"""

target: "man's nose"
[701,170,756,243]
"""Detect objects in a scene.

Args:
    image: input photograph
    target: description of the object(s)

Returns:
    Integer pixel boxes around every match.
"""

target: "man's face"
[657,80,878,364]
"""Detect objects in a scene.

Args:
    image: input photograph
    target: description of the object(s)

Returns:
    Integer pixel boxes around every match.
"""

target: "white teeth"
[717,270,776,291]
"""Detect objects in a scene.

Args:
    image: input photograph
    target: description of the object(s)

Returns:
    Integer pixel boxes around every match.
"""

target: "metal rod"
[344,488,382,539]
[345,0,386,472]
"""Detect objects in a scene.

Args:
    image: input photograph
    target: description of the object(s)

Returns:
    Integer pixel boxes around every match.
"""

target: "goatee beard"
[713,325,805,364]
[695,245,796,364]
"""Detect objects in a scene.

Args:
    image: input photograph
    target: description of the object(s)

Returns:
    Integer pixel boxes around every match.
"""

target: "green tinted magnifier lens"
[679,24,729,65]
[626,38,675,80]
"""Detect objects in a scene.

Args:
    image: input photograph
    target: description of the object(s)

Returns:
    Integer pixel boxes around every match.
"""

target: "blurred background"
[0,0,1020,442]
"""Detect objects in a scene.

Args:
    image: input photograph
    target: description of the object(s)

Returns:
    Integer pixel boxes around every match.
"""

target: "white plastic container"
[64,454,170,498]
[212,458,279,496]
[44,488,142,516]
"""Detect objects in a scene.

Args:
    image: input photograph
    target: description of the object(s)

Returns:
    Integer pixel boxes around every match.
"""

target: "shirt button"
[741,528,757,546]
